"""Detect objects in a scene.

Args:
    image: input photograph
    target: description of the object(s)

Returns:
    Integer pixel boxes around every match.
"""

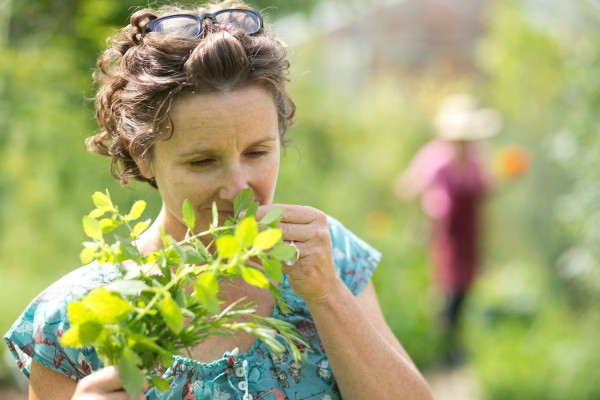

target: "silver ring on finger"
[285,241,300,266]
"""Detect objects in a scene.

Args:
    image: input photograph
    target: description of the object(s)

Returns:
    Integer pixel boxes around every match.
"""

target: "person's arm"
[394,139,451,201]
[306,281,432,400]
[29,360,77,400]
[257,204,433,400]
[29,360,144,400]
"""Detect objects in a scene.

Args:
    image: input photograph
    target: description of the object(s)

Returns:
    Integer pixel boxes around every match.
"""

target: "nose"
[218,162,250,201]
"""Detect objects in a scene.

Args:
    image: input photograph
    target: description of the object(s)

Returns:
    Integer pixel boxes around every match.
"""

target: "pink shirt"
[403,140,488,293]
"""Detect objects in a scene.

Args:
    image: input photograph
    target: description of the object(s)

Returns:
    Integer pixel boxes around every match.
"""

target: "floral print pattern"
[5,216,380,399]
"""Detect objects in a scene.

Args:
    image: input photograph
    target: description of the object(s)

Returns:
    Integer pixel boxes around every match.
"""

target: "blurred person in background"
[4,1,433,399]
[395,93,502,366]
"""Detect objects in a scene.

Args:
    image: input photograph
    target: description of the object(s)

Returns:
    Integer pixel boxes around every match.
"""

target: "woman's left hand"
[254,204,339,305]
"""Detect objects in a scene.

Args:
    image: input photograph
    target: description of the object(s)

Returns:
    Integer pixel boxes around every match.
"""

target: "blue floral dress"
[4,216,380,400]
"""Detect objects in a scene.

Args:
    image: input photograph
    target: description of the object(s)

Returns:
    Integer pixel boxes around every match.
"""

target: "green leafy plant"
[59,188,306,399]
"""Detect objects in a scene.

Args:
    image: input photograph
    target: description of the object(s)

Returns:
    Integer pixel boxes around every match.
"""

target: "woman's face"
[140,86,281,239]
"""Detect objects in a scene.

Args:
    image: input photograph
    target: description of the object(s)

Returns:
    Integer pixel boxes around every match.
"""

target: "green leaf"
[92,191,115,212]
[269,242,298,260]
[233,188,254,217]
[118,239,142,262]
[235,217,258,249]
[245,202,259,218]
[261,255,283,282]
[124,200,146,222]
[241,266,270,288]
[182,199,195,230]
[82,215,103,241]
[128,333,165,354]
[158,292,184,334]
[179,245,206,264]
[259,207,284,227]
[104,280,149,296]
[118,347,146,400]
[76,321,104,345]
[253,229,282,251]
[150,376,171,392]
[216,236,240,259]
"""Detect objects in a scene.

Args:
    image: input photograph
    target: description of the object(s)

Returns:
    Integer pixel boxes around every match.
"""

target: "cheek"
[257,162,280,200]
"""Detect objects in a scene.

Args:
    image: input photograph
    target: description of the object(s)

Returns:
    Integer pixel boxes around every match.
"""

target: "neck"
[135,205,187,255]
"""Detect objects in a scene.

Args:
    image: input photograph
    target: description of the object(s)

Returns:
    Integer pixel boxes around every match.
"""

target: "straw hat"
[434,93,502,141]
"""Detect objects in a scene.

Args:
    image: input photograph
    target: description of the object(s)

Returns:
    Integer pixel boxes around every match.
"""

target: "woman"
[396,93,501,365]
[5,1,432,399]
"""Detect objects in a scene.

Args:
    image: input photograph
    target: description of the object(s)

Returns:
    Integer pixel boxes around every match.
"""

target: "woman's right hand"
[29,360,146,400]
[72,366,147,400]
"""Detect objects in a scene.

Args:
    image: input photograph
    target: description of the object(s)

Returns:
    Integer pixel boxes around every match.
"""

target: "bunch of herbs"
[59,188,307,398]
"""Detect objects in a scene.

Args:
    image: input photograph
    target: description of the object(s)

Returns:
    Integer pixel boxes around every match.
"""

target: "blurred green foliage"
[0,0,598,398]
[463,1,600,399]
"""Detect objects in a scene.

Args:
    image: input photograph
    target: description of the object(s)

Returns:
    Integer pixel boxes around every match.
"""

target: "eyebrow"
[177,136,278,157]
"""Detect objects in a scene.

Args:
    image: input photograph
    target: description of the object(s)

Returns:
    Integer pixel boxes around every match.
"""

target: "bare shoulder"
[29,360,77,400]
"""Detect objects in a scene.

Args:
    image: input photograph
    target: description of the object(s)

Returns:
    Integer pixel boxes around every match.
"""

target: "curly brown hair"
[86,0,295,188]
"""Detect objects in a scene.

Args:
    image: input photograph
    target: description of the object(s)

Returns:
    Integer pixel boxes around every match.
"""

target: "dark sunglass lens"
[214,11,261,34]
[153,16,201,37]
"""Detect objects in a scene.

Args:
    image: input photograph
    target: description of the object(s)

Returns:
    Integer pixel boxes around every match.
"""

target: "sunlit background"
[1,0,599,399]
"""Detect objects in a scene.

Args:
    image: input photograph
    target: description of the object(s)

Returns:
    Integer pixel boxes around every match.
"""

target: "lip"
[202,208,234,215]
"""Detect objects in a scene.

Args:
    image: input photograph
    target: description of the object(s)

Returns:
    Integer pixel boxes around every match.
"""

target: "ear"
[136,156,155,180]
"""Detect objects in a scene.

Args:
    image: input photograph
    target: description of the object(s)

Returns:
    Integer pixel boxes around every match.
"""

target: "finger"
[77,367,149,399]
[254,204,318,224]
[78,366,123,393]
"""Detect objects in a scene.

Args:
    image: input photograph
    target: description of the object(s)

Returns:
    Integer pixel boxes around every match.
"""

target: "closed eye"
[246,150,269,159]
[189,158,215,167]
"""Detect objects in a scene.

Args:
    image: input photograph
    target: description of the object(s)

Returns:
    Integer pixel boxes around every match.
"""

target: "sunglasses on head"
[144,8,263,38]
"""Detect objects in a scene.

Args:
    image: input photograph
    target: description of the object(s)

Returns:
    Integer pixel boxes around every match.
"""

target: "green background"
[1,0,599,398]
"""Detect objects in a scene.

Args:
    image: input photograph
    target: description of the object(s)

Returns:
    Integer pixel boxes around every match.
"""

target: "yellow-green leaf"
[198,271,219,293]
[82,215,103,241]
[124,200,146,221]
[92,191,115,212]
[241,266,270,288]
[216,236,240,259]
[59,325,83,348]
[99,218,120,233]
[131,220,150,238]
[235,217,258,249]
[89,208,105,218]
[194,280,220,314]
[82,287,134,324]
[66,302,92,326]
[253,229,282,251]
[80,245,98,264]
